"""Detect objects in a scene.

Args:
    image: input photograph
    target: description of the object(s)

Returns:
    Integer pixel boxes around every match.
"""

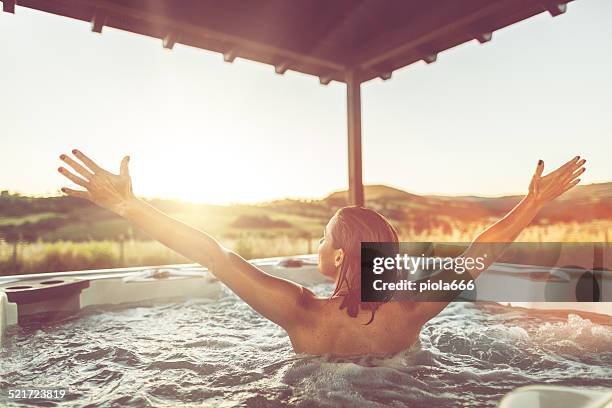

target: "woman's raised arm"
[414,156,586,323]
[462,155,586,271]
[58,149,315,330]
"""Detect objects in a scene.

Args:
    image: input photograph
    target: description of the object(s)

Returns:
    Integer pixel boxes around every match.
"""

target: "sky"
[1,1,611,204]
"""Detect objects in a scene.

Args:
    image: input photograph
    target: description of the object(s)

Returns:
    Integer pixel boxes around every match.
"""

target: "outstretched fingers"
[58,166,89,188]
[560,178,581,195]
[529,160,544,196]
[72,149,103,173]
[559,155,581,172]
[120,156,130,177]
[562,157,585,175]
[548,156,580,179]
[572,158,586,173]
[559,157,586,193]
[536,159,544,177]
[61,187,90,200]
[566,165,586,183]
[547,156,584,184]
[60,154,93,180]
[557,158,586,185]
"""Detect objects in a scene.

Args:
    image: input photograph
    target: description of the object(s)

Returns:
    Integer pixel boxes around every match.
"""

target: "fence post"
[11,241,18,266]
[118,235,125,267]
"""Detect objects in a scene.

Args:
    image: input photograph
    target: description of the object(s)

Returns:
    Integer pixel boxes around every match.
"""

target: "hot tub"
[1,256,611,407]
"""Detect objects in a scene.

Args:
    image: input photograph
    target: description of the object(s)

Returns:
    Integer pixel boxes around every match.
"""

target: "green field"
[1,220,609,275]
[0,234,320,275]
[1,184,610,275]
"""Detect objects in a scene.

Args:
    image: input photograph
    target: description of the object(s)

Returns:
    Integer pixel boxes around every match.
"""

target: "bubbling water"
[1,283,610,407]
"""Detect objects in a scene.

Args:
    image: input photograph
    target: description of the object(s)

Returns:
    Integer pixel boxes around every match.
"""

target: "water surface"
[1,283,611,407]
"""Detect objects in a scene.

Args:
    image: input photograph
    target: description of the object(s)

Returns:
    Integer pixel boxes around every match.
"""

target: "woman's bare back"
[287,296,423,356]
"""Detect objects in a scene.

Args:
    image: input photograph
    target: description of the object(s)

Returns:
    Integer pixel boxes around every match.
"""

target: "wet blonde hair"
[328,205,399,324]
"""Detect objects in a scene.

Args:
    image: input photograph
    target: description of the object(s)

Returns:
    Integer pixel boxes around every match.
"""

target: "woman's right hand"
[58,149,136,216]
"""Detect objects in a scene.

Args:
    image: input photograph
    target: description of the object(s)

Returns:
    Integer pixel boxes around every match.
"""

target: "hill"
[0,182,610,242]
[318,182,612,225]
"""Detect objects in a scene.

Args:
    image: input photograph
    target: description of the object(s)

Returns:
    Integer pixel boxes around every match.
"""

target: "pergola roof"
[2,0,573,207]
[2,0,571,84]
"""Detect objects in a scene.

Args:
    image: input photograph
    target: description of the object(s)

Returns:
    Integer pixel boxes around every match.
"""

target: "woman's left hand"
[528,156,586,206]
[57,149,136,215]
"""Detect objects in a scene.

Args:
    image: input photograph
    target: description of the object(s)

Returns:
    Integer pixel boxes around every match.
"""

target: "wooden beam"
[274,62,288,75]
[357,0,574,83]
[475,31,493,43]
[162,34,176,50]
[358,0,537,71]
[346,70,364,207]
[422,53,438,64]
[73,0,343,72]
[223,48,237,63]
[91,10,105,33]
[2,0,15,13]
[546,2,567,16]
[379,72,392,81]
[319,75,333,85]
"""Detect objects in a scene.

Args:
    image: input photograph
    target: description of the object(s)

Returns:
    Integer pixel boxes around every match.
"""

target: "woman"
[57,150,586,356]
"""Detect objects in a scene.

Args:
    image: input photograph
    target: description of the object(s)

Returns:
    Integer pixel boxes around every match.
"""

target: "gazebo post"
[346,69,364,207]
